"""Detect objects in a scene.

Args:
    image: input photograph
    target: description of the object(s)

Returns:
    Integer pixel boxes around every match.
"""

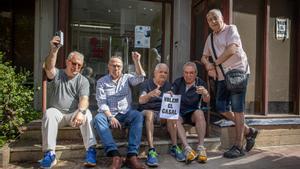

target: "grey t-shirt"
[47,68,90,113]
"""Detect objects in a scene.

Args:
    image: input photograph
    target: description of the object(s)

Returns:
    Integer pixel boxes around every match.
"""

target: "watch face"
[79,109,86,115]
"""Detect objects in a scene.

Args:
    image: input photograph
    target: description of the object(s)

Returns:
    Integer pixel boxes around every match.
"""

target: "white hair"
[207,9,223,18]
[109,56,123,65]
[67,51,84,61]
[154,63,169,72]
[183,61,198,74]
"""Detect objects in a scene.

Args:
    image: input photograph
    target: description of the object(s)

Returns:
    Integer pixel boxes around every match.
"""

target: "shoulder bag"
[210,33,248,93]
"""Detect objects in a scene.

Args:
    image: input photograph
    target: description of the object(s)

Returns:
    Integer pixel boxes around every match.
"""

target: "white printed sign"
[159,93,181,119]
[134,25,151,48]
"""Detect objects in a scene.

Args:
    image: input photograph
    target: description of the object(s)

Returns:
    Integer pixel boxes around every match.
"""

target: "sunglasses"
[69,60,82,68]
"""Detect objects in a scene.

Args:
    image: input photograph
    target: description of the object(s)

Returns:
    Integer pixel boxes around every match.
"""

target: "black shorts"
[180,109,198,125]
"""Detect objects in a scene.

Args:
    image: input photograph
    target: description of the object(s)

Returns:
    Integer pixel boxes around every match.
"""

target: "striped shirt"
[96,73,144,115]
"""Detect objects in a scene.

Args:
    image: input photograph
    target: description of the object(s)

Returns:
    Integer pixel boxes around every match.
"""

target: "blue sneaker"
[83,147,97,167]
[146,149,159,167]
[39,151,57,168]
[169,145,185,162]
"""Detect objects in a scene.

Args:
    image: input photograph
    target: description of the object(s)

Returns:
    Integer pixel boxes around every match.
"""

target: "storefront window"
[0,0,35,73]
[233,0,264,114]
[268,0,297,114]
[70,0,171,108]
[234,0,297,114]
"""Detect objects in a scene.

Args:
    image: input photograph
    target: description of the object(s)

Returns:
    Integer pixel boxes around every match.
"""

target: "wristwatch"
[78,108,86,115]
[108,115,114,121]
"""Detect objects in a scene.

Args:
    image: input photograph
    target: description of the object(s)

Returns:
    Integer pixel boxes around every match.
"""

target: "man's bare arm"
[78,96,89,111]
[201,55,215,71]
[132,52,146,76]
[44,36,61,79]
[214,44,237,66]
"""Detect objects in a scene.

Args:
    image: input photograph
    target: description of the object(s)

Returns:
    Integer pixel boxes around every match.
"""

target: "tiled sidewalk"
[6,145,300,169]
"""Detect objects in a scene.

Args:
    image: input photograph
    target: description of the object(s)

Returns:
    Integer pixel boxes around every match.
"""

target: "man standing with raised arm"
[40,36,97,168]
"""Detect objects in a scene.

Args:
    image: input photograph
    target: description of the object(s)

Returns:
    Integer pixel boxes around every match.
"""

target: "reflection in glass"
[70,0,171,108]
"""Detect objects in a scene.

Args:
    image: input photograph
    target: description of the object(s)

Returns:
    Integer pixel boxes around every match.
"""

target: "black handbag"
[210,33,248,93]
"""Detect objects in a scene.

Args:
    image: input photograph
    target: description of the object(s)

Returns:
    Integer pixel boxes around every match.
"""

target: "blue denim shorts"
[215,76,248,113]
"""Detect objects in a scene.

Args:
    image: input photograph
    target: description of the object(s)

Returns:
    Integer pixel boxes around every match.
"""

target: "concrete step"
[8,137,221,163]
[19,120,198,142]
[211,118,300,149]
[5,120,221,163]
[20,120,127,142]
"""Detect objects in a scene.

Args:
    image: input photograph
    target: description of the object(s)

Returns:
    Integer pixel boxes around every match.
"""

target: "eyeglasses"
[109,64,122,68]
[69,60,82,68]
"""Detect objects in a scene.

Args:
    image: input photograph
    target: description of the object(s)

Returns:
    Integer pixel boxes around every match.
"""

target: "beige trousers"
[42,107,97,152]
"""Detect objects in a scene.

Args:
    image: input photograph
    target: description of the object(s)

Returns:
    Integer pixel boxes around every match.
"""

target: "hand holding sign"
[159,93,181,120]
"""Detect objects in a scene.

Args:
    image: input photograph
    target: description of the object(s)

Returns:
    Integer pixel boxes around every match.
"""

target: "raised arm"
[44,36,61,79]
[132,51,146,76]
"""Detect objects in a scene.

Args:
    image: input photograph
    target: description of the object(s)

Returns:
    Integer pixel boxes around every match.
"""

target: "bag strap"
[211,33,249,74]
[210,33,226,77]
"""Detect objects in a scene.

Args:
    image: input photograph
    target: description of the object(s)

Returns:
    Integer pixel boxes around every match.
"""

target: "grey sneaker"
[246,127,259,152]
[223,145,245,158]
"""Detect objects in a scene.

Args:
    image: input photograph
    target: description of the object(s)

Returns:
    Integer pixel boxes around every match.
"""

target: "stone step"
[211,118,300,149]
[19,120,198,142]
[8,137,221,163]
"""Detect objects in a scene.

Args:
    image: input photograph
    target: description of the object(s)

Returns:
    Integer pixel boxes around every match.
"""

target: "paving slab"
[6,145,300,169]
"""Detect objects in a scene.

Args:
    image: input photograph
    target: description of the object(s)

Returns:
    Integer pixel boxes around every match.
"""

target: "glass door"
[70,0,171,109]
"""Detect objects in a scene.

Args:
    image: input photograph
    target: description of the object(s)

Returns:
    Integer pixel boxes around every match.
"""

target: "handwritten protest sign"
[159,93,181,119]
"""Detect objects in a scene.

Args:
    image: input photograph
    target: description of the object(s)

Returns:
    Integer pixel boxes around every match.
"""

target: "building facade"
[1,0,299,117]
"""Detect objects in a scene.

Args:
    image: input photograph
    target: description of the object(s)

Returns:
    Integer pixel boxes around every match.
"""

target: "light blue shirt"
[96,73,144,115]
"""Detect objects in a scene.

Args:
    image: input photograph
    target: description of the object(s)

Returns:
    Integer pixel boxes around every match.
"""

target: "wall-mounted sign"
[275,18,289,40]
[134,25,151,48]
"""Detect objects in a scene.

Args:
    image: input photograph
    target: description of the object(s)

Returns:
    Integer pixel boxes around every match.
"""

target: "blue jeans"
[94,110,144,156]
[215,77,248,113]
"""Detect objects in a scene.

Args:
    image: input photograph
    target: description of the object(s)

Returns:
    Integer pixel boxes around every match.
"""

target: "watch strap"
[78,109,86,115]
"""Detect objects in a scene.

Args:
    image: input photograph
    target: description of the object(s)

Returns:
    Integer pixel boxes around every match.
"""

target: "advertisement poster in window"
[134,25,151,48]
